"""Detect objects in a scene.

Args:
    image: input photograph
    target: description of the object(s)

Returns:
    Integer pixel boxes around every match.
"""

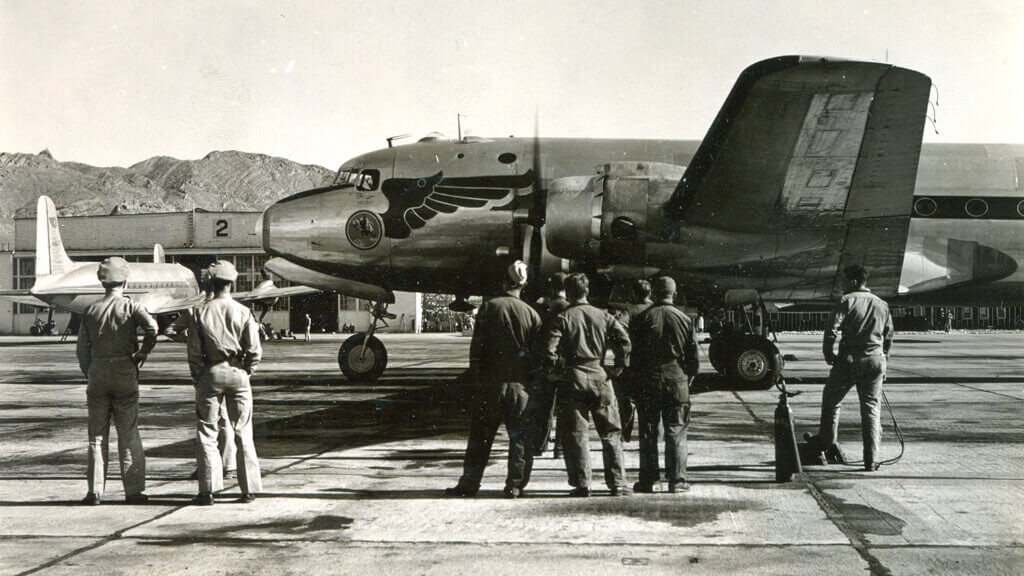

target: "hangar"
[0,209,421,335]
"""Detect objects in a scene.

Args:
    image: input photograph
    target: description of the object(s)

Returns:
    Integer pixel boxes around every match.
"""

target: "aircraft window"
[356,169,380,191]
[498,152,517,164]
[913,197,937,217]
[965,198,988,218]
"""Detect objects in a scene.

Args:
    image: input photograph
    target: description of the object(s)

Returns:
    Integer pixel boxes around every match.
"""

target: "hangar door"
[289,293,339,334]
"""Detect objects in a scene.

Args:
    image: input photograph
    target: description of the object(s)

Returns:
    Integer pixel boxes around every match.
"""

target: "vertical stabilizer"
[153,244,165,263]
[35,196,75,277]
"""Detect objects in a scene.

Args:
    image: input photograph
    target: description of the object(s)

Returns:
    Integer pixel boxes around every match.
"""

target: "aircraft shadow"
[146,375,474,461]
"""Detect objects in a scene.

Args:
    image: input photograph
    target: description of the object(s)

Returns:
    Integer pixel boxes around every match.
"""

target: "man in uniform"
[527,272,569,457]
[76,257,158,505]
[613,279,653,442]
[628,277,699,493]
[545,274,632,497]
[165,268,237,481]
[447,261,542,498]
[187,260,263,505]
[805,264,894,471]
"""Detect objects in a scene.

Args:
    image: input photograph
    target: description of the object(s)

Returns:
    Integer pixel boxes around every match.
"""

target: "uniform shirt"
[537,295,569,325]
[76,291,158,374]
[186,294,262,379]
[623,300,652,328]
[470,292,542,384]
[827,289,894,357]
[629,301,699,377]
[545,301,631,372]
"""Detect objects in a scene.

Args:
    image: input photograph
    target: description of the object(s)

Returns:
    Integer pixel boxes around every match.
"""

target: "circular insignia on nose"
[345,210,383,250]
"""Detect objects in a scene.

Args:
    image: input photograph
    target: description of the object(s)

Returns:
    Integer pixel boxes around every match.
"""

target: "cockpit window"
[336,168,380,191]
[357,169,379,191]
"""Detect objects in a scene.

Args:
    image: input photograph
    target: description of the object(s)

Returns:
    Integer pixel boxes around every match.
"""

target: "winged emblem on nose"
[380,170,536,239]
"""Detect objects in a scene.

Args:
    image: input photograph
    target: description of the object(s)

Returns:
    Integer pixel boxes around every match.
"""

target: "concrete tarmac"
[0,332,1022,575]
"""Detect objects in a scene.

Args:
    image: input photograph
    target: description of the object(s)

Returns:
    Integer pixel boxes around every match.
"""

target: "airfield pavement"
[0,331,1022,575]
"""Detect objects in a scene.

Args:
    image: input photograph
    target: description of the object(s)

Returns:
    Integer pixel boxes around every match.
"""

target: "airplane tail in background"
[35,196,75,277]
[154,244,165,263]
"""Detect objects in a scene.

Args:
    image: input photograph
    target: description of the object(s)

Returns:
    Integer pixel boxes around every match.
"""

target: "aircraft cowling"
[544,162,685,267]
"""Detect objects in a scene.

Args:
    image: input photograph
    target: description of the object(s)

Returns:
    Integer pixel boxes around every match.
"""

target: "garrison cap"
[97,257,129,283]
[507,260,528,286]
[208,260,238,282]
[652,276,676,296]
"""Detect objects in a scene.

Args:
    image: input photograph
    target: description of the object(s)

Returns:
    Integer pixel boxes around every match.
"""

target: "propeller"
[519,111,550,301]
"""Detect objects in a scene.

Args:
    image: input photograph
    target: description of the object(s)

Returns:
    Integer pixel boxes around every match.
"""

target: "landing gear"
[337,301,394,382]
[706,290,783,390]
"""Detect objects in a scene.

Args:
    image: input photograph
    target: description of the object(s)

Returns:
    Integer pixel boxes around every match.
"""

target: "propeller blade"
[529,112,546,227]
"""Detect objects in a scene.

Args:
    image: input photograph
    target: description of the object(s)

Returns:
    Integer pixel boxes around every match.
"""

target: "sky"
[1,0,1021,168]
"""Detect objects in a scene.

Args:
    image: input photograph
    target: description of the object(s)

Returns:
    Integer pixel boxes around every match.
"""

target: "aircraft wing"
[234,284,321,302]
[0,290,48,309]
[664,55,931,298]
[146,294,210,315]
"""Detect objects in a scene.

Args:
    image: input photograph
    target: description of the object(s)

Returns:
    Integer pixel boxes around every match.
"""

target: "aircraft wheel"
[338,334,388,382]
[726,335,781,389]
[29,325,40,336]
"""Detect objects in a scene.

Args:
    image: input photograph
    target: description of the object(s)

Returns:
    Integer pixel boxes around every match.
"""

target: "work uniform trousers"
[215,403,237,472]
[557,369,628,490]
[86,357,146,496]
[612,372,636,442]
[818,354,886,466]
[457,381,534,491]
[525,375,561,456]
[195,363,262,494]
[636,395,690,486]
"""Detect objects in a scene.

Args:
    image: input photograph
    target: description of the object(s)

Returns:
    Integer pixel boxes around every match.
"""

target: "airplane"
[255,55,1021,387]
[0,196,318,326]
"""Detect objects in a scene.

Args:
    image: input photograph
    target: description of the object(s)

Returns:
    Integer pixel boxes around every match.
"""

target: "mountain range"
[0,149,335,244]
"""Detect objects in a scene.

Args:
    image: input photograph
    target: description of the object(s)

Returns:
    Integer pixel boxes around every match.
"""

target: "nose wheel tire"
[726,335,782,390]
[338,334,388,382]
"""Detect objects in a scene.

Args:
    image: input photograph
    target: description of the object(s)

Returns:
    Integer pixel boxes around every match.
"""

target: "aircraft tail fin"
[34,196,75,277]
[153,244,165,263]
[664,56,931,229]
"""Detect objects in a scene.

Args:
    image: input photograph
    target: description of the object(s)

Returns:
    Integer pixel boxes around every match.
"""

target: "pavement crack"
[730,389,896,576]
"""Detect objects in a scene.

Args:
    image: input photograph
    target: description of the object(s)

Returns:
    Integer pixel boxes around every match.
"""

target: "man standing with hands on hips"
[805,264,894,471]
[77,257,158,505]
[187,260,263,505]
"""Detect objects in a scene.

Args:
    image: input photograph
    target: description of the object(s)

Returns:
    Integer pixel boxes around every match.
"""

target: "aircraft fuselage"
[261,137,1024,306]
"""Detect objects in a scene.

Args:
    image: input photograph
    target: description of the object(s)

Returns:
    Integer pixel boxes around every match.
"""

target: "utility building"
[0,210,421,335]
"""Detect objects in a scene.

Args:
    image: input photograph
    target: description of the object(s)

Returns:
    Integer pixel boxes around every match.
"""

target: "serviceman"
[165,268,237,481]
[527,272,569,457]
[446,261,542,498]
[186,260,263,505]
[304,313,312,342]
[805,264,894,471]
[544,273,632,497]
[629,277,699,493]
[76,257,158,505]
[613,279,653,442]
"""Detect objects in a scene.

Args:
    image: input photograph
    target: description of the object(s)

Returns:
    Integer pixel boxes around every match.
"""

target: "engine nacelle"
[544,162,685,266]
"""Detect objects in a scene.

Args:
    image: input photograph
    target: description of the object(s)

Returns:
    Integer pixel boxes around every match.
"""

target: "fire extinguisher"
[775,379,803,482]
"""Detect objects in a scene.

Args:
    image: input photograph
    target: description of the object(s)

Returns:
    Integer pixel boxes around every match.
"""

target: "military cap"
[208,260,238,282]
[97,257,129,283]
[507,260,528,286]
[652,276,677,296]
